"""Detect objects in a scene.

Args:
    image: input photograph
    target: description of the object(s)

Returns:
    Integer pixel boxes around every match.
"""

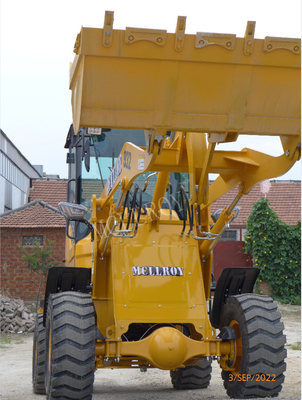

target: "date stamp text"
[228,374,276,382]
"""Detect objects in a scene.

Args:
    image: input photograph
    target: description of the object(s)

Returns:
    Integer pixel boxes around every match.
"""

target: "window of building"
[0,152,29,192]
[221,229,239,241]
[22,235,43,246]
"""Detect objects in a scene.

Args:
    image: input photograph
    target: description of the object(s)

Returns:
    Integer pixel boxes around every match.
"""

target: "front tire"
[220,294,286,398]
[170,358,212,390]
[45,292,96,400]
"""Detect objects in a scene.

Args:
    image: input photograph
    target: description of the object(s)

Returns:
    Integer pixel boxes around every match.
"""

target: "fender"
[43,266,91,326]
[211,267,260,329]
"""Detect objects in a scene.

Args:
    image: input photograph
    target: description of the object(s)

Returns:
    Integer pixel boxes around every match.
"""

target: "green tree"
[244,198,301,305]
[21,240,58,312]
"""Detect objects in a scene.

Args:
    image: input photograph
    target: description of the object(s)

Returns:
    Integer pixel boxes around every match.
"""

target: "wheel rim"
[228,319,242,374]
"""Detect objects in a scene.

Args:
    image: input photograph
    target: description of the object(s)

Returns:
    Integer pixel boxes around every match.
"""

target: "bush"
[244,198,301,305]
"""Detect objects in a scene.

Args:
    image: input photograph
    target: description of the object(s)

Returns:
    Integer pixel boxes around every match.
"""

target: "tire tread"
[170,358,212,390]
[45,292,95,400]
[220,294,286,398]
[32,313,46,394]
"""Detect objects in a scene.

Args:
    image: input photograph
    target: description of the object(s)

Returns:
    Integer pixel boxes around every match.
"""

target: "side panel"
[74,235,93,268]
[92,258,115,337]
[65,228,75,266]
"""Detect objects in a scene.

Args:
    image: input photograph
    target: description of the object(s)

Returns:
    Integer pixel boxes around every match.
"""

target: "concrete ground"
[0,303,300,400]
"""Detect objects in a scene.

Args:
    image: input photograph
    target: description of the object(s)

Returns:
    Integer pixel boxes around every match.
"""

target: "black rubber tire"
[45,292,96,400]
[32,313,46,394]
[170,357,212,390]
[220,294,286,398]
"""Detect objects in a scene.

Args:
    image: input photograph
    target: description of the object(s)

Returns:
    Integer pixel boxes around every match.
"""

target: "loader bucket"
[70,15,300,141]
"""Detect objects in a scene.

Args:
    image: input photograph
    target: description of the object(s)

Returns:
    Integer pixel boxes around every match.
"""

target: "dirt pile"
[0,295,35,334]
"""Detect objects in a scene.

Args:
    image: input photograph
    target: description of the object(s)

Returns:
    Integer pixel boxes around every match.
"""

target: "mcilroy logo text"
[132,266,183,276]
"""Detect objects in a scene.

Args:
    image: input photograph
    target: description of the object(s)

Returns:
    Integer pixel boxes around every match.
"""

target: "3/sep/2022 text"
[228,374,276,382]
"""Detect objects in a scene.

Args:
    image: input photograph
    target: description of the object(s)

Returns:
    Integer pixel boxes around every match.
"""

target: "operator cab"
[64,125,189,242]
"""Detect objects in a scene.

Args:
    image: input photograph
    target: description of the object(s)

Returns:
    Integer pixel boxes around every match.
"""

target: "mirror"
[84,138,90,172]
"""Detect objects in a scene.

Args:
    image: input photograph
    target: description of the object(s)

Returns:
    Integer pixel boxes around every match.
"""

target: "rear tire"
[220,294,286,398]
[170,358,212,390]
[32,313,46,394]
[45,292,96,400]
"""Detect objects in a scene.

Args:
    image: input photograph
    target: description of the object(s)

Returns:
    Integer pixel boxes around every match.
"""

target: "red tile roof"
[28,179,67,207]
[0,200,65,228]
[0,179,67,228]
[0,179,300,228]
[211,180,301,226]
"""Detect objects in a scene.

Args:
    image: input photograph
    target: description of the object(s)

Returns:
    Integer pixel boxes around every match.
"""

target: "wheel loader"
[32,12,301,399]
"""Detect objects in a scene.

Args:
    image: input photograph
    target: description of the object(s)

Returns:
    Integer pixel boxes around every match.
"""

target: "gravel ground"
[0,303,300,400]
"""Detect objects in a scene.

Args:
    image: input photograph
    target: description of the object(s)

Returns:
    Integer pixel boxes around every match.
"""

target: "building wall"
[212,241,253,281]
[0,155,30,213]
[0,130,41,213]
[0,227,65,301]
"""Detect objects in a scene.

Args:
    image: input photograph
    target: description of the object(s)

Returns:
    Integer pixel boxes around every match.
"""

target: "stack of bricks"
[0,295,35,334]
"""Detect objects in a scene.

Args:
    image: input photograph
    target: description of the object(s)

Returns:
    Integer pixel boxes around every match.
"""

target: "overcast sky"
[1,0,301,180]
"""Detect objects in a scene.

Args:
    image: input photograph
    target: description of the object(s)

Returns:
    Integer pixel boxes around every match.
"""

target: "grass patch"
[14,338,25,344]
[0,335,25,347]
[286,342,301,350]
[281,310,301,316]
[0,335,12,347]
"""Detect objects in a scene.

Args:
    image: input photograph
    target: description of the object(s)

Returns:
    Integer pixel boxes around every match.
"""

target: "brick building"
[0,180,67,301]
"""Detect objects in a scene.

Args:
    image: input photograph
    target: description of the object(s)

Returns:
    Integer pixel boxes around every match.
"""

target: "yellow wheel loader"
[32,12,301,399]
